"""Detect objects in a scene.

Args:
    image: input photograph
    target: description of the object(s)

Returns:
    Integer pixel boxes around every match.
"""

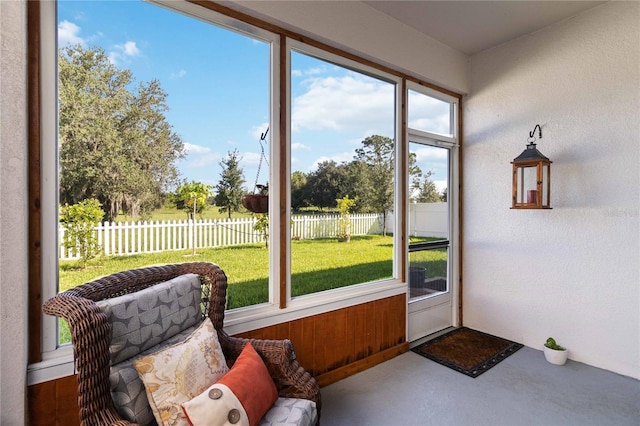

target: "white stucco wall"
[224,0,469,94]
[0,0,29,423]
[463,1,640,378]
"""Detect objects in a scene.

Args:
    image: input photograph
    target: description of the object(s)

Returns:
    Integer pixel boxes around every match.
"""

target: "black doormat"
[411,327,523,378]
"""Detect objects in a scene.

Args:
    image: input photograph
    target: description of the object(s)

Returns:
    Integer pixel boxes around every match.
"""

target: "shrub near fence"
[59,213,384,260]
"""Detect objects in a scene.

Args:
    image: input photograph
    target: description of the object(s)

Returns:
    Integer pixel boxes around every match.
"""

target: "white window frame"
[406,81,460,326]
[282,38,404,300]
[225,39,408,330]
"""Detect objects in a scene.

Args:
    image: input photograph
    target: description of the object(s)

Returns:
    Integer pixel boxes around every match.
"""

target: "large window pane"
[56,0,272,343]
[290,50,396,297]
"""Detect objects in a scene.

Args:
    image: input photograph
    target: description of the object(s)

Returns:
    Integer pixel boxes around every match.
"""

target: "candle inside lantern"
[527,190,538,204]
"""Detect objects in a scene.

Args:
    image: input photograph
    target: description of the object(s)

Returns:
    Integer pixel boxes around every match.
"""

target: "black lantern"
[511,124,552,209]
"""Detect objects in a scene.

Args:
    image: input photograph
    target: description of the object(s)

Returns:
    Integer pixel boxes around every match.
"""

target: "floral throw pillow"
[134,317,229,426]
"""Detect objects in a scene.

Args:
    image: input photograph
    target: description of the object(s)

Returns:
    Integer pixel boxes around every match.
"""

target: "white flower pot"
[544,345,568,365]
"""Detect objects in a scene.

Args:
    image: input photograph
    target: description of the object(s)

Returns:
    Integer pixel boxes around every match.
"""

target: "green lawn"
[58,234,447,343]
[59,235,398,304]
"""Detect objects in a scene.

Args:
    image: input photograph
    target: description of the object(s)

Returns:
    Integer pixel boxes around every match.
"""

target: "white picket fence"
[387,202,449,239]
[59,213,383,260]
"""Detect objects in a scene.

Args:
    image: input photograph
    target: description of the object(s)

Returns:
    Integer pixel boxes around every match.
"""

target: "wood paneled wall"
[28,375,80,426]
[27,294,407,425]
[236,295,408,386]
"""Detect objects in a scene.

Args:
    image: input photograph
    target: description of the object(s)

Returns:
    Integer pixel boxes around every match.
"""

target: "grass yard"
[291,236,394,295]
[57,235,447,343]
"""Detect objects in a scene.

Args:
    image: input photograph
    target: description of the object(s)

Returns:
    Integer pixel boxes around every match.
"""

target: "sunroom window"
[289,47,398,298]
[52,0,276,344]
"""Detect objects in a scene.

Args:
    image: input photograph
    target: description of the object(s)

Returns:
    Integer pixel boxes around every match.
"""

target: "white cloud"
[240,151,263,167]
[122,41,140,56]
[170,69,187,79]
[183,143,209,155]
[292,142,310,151]
[413,146,448,162]
[292,73,395,135]
[183,143,220,168]
[305,67,326,76]
[58,21,85,47]
[292,66,327,78]
[108,41,140,65]
[308,152,353,172]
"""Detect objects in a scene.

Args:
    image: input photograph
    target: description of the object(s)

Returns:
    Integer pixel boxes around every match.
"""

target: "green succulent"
[545,337,566,351]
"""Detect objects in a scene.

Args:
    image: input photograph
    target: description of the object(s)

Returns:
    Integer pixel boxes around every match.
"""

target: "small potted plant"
[543,337,568,365]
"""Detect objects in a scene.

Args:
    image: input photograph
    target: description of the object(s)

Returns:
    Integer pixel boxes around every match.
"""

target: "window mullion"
[277,34,288,309]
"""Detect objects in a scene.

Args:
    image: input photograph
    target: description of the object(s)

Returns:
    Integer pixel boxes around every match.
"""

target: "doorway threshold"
[409,326,456,349]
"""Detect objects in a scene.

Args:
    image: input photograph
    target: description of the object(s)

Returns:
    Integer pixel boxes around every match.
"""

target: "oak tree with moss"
[58,45,184,221]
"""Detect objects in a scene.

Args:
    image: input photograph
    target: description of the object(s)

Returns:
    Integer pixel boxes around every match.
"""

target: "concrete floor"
[320,347,639,425]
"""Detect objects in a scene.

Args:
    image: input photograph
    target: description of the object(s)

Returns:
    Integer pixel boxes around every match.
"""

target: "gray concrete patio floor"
[320,346,639,425]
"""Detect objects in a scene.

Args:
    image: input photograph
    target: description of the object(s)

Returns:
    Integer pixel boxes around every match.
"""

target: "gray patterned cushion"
[96,274,205,425]
[259,398,318,426]
[97,273,202,364]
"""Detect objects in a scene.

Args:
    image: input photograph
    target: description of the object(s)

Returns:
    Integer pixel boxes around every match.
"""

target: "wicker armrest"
[219,333,322,412]
[42,293,132,425]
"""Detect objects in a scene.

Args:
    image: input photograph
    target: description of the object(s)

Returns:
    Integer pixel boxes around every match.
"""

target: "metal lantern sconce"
[511,124,552,209]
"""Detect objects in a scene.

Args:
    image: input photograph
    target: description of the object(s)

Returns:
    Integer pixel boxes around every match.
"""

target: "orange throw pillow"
[218,343,278,425]
[182,342,278,426]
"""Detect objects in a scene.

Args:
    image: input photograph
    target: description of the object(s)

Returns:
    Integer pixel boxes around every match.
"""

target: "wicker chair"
[43,262,321,426]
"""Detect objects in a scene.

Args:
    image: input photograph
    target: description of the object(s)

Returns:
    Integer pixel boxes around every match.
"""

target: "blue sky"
[57,0,450,194]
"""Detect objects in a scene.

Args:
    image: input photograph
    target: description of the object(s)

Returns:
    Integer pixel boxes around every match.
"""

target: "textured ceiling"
[364,1,606,55]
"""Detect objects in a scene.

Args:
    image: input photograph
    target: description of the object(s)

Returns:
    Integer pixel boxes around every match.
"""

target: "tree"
[215,149,246,218]
[354,135,395,235]
[177,182,212,256]
[291,171,310,211]
[408,152,423,197]
[58,45,185,221]
[306,160,342,210]
[336,195,357,241]
[177,182,213,220]
[415,170,442,202]
[59,198,104,267]
[339,160,371,213]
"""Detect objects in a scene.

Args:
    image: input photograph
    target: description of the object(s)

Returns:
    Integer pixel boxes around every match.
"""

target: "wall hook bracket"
[529,124,542,141]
